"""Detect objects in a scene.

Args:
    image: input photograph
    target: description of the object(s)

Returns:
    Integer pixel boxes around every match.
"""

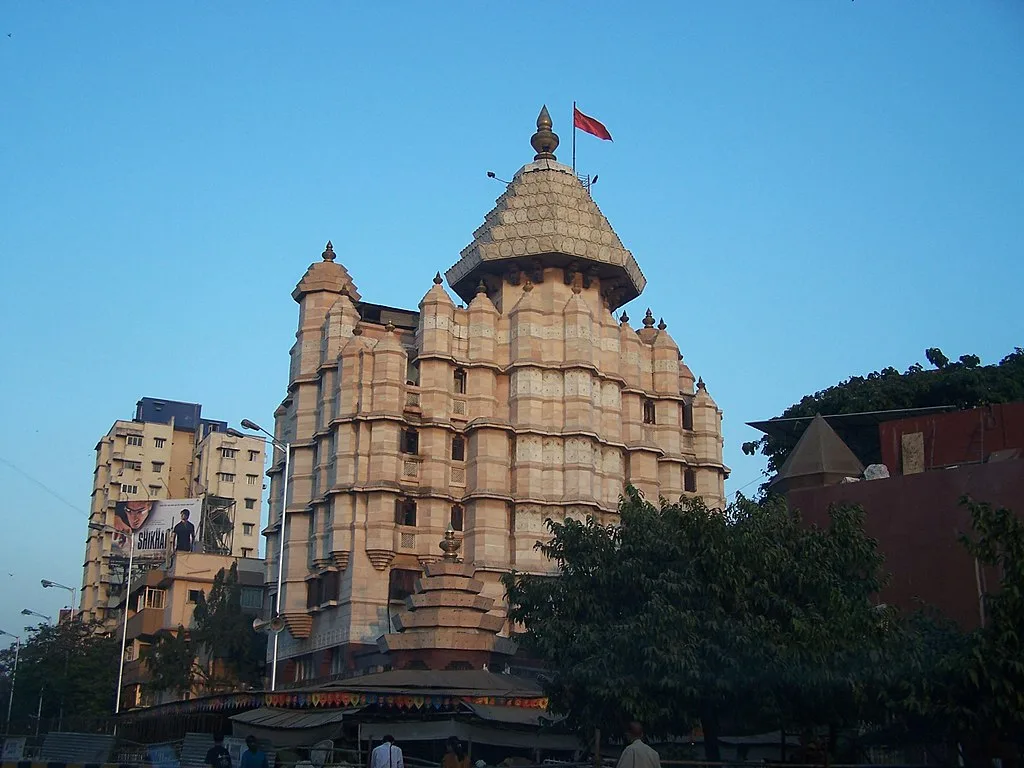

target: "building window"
[322,571,340,603]
[684,469,697,493]
[394,498,417,527]
[140,587,166,610]
[243,523,255,535]
[642,398,657,425]
[248,450,260,461]
[120,484,139,495]
[126,435,144,447]
[124,460,142,471]
[453,368,467,394]
[451,435,465,462]
[151,461,164,472]
[187,589,202,603]
[220,447,238,459]
[450,504,464,532]
[389,568,420,601]
[294,656,315,683]
[241,547,253,558]
[148,485,160,496]
[681,400,694,430]
[401,428,419,455]
[240,586,262,609]
[217,472,236,482]
[153,438,166,449]
[244,498,257,510]
[246,474,259,485]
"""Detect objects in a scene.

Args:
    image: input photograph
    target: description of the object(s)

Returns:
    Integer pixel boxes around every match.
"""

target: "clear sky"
[1,3,1022,641]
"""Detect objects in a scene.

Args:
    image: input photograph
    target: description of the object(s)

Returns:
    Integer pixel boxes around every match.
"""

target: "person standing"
[615,723,660,768]
[370,735,404,768]
[240,736,269,768]
[442,737,468,768]
[205,734,233,768]
[173,509,196,552]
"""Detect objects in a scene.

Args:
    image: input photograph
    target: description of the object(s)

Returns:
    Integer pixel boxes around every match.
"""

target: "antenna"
[486,171,512,184]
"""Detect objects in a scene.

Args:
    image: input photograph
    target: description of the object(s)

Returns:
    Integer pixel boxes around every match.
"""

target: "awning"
[464,704,564,728]
[230,707,358,748]
[359,721,579,751]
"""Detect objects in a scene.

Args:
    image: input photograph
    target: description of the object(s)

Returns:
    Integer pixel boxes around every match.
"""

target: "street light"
[0,629,20,735]
[40,580,77,623]
[20,610,51,624]
[89,522,133,714]
[240,418,289,692]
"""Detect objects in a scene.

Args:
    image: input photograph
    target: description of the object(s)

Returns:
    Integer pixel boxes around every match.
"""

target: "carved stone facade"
[266,111,728,680]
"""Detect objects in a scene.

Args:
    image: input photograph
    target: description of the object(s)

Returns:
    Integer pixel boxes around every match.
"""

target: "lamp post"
[89,522,133,714]
[0,629,20,735]
[40,580,77,623]
[240,418,289,692]
[20,610,52,625]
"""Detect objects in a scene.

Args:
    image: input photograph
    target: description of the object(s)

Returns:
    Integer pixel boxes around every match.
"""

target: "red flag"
[573,107,613,141]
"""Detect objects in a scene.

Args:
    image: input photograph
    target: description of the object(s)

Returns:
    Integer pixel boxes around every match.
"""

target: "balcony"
[126,607,165,639]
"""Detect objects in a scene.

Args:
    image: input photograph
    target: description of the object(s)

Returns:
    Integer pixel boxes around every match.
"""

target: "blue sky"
[1,3,1021,640]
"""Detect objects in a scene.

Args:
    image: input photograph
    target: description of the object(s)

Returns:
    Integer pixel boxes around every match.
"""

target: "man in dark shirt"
[205,734,232,768]
[240,736,268,768]
[173,510,196,552]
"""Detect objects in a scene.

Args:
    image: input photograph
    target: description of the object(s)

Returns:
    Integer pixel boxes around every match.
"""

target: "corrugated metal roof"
[464,703,563,727]
[230,707,357,729]
[322,670,542,697]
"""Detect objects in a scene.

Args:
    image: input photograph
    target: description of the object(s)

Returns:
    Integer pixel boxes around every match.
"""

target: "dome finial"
[643,308,656,328]
[433,271,443,285]
[322,241,336,262]
[531,105,559,161]
[439,524,462,562]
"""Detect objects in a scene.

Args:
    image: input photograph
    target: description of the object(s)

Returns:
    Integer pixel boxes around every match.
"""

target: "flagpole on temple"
[572,100,577,173]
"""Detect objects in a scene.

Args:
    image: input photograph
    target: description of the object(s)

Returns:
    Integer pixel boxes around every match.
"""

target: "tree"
[144,563,265,696]
[742,348,1024,475]
[503,489,888,760]
[144,628,196,697]
[0,619,119,734]
[886,499,1024,760]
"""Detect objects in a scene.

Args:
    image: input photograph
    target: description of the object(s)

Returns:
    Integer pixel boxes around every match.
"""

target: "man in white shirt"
[615,722,660,768]
[369,736,404,768]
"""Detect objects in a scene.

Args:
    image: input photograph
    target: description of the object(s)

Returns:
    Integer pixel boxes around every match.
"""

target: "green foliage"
[742,347,1024,474]
[144,563,265,696]
[887,499,1024,746]
[503,489,889,757]
[143,627,195,695]
[0,619,118,733]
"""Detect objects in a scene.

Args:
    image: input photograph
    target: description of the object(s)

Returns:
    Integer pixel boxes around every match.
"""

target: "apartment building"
[81,397,266,625]
[120,552,265,708]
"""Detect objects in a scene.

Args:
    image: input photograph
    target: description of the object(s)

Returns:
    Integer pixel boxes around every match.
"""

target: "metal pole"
[5,637,19,735]
[572,101,577,173]
[271,440,289,692]
[115,534,134,714]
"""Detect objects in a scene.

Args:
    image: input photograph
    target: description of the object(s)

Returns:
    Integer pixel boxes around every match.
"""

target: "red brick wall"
[787,459,1024,629]
[879,403,1024,475]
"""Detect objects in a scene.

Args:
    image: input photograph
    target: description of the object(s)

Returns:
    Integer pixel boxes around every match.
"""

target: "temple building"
[266,107,728,683]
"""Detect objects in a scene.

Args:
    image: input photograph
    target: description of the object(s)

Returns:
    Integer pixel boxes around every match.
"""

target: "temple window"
[684,469,697,493]
[451,435,465,462]
[643,398,657,425]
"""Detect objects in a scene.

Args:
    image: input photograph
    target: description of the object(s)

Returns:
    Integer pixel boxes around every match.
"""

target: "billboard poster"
[112,498,202,559]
